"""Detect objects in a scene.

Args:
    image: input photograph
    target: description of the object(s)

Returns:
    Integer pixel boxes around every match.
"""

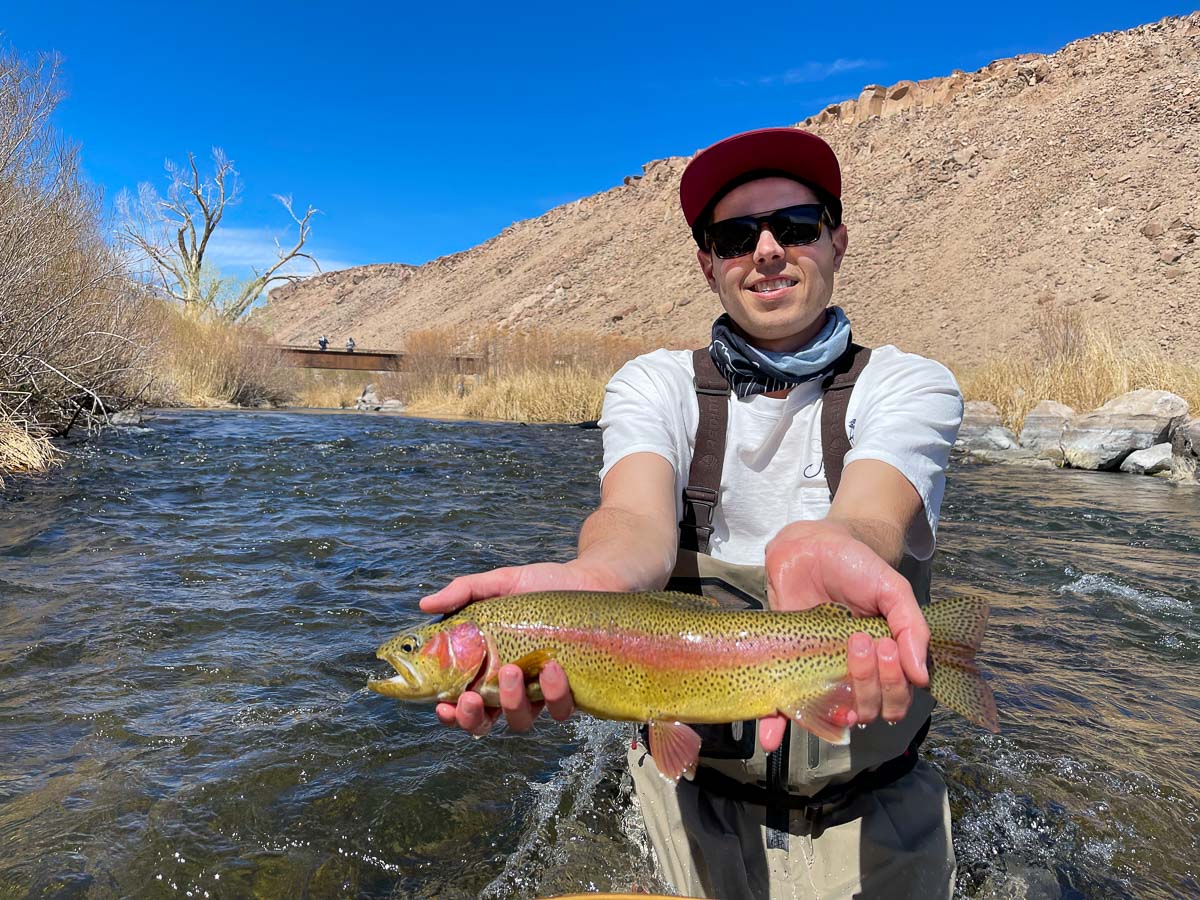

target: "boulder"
[380,398,406,412]
[109,409,144,427]
[1119,442,1173,475]
[1170,416,1200,481]
[1018,400,1075,461]
[956,400,1019,451]
[355,383,383,411]
[1060,389,1190,470]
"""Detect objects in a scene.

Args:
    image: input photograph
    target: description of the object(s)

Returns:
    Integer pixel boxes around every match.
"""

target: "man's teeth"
[751,279,796,293]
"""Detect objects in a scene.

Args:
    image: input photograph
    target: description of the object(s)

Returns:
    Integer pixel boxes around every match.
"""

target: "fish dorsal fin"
[780,680,855,745]
[651,591,725,611]
[647,720,702,783]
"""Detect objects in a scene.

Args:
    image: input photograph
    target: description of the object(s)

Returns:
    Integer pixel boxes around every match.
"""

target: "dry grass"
[0,420,58,485]
[145,304,293,407]
[287,369,371,409]
[957,307,1200,432]
[401,327,655,422]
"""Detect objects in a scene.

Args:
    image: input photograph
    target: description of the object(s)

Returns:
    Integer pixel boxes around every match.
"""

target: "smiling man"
[421,127,964,899]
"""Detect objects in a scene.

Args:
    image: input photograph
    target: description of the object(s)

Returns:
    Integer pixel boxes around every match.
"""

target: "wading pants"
[628,747,955,900]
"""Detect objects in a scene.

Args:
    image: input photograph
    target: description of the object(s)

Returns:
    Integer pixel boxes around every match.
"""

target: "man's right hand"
[419,561,610,737]
[422,452,679,739]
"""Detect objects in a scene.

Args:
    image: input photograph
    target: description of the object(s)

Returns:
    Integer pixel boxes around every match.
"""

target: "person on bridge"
[318,335,329,351]
[346,337,356,353]
[420,126,964,899]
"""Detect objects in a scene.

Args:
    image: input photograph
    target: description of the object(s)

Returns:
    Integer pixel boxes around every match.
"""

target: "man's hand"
[419,561,616,737]
[757,519,930,753]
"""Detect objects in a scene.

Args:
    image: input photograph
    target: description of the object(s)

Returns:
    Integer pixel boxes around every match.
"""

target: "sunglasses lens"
[706,205,825,258]
[772,208,823,245]
[706,222,759,258]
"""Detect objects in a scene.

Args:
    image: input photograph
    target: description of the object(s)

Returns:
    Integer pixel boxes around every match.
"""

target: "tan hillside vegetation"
[261,14,1200,372]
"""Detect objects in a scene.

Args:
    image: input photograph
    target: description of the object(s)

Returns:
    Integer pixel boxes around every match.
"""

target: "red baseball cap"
[679,127,842,244]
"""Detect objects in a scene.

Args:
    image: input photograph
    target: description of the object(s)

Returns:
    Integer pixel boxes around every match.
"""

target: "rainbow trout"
[368,591,999,781]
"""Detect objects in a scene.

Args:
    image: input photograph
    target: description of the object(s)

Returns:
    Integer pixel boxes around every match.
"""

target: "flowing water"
[1,409,1197,899]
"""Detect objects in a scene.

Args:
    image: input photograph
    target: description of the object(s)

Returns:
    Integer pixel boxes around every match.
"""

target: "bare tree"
[117,149,319,321]
[0,47,151,438]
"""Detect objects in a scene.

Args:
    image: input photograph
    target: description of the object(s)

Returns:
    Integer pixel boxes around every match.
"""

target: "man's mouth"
[749,278,797,294]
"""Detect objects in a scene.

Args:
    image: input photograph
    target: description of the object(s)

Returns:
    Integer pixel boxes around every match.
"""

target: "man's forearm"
[826,514,906,570]
[574,504,677,592]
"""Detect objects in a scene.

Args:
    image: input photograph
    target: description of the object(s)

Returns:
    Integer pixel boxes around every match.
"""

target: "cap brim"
[679,127,841,228]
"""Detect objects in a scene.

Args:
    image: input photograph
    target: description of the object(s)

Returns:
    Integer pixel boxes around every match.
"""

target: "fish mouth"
[367,653,429,700]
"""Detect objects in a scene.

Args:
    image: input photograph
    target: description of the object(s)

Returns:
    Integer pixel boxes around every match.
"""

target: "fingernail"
[850,634,871,655]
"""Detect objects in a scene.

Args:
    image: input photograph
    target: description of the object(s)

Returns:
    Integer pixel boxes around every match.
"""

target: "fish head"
[368,619,488,703]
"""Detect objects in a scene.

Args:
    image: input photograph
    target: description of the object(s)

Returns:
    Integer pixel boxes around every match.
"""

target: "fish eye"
[398,635,420,654]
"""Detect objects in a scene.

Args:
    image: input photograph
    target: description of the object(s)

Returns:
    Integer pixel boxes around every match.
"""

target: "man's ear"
[831,224,848,272]
[697,248,719,292]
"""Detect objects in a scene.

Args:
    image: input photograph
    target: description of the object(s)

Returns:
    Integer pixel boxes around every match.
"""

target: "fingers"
[847,632,880,724]
[445,663,574,738]
[419,567,520,614]
[498,664,537,732]
[847,633,913,725]
[540,661,575,722]
[758,714,788,753]
[441,691,500,737]
[877,637,912,722]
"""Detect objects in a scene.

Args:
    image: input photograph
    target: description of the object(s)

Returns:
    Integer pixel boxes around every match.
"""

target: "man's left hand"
[758,520,930,753]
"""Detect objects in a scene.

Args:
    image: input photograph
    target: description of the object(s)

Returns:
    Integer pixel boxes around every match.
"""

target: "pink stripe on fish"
[495,623,840,670]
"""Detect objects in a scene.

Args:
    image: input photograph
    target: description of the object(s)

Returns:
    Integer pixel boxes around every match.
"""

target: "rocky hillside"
[262,14,1200,368]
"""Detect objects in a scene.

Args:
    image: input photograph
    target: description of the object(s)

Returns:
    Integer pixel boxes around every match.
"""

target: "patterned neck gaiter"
[708,306,852,398]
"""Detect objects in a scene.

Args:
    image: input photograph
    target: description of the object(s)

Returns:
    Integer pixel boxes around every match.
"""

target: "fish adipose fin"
[647,720,702,783]
[925,595,1000,733]
[781,681,855,745]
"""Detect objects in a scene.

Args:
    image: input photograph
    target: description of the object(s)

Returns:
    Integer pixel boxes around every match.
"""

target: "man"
[421,127,963,898]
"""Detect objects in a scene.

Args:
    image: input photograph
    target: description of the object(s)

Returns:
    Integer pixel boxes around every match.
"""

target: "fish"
[367,590,999,782]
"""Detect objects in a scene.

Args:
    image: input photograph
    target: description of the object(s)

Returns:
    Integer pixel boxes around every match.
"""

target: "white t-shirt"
[598,345,963,565]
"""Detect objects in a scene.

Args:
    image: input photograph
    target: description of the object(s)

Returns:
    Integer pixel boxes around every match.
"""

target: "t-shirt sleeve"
[598,352,687,490]
[842,349,963,560]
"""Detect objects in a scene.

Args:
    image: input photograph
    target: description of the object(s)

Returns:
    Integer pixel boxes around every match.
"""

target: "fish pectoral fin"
[647,720,702,783]
[510,649,555,679]
[781,681,855,746]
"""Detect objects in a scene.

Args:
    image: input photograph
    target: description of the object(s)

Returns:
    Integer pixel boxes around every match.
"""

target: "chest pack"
[662,343,935,816]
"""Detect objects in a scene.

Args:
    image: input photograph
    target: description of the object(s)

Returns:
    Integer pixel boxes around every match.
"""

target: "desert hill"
[262,14,1200,368]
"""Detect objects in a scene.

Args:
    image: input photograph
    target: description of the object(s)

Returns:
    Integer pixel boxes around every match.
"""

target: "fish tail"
[925,595,1000,733]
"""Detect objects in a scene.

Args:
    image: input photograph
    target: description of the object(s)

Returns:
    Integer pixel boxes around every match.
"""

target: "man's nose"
[753,225,785,264]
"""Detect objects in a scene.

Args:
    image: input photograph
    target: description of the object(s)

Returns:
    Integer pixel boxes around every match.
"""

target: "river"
[1,409,1197,898]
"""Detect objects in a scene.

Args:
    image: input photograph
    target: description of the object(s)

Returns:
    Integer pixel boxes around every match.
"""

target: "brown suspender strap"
[819,343,872,500]
[679,348,730,554]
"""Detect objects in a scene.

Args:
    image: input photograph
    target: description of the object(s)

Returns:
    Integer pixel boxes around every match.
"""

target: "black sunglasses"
[703,203,832,259]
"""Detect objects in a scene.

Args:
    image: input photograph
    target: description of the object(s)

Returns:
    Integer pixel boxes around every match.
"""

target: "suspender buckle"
[682,486,718,526]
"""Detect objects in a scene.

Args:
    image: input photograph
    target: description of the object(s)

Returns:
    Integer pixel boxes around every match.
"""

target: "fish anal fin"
[647,720,702,783]
[781,681,855,745]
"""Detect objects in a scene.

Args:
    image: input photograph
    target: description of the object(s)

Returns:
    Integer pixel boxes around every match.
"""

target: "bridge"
[275,345,480,374]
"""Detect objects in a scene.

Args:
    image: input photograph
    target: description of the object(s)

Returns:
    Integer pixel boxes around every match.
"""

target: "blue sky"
[4,1,1194,281]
